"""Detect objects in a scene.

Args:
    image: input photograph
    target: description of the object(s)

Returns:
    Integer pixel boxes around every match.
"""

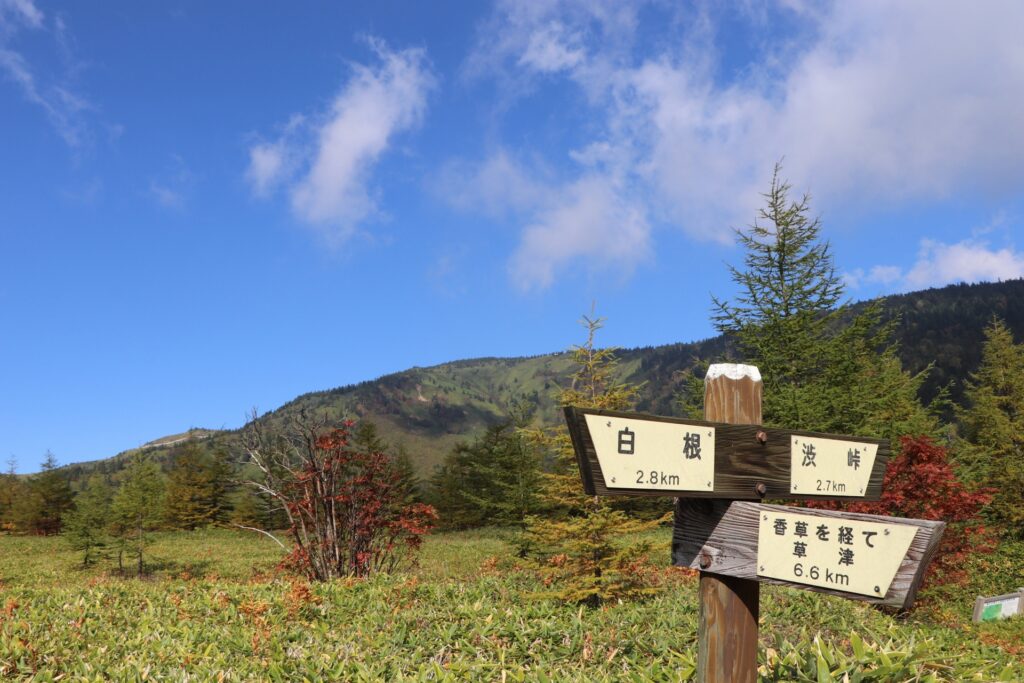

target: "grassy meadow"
[0,527,1020,681]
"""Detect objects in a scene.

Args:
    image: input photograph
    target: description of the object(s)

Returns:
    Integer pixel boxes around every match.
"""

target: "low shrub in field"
[243,414,437,580]
[524,503,664,607]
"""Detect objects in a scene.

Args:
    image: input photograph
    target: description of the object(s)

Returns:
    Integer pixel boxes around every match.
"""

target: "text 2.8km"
[794,562,849,586]
[636,470,680,486]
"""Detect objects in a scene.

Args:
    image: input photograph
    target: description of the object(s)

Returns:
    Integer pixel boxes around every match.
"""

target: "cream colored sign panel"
[790,435,877,496]
[584,414,714,491]
[756,510,917,597]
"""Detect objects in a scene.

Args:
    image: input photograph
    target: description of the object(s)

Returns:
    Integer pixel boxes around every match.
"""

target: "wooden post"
[697,363,762,683]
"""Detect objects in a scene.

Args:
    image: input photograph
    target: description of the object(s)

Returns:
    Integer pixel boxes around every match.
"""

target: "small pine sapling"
[521,313,665,606]
[64,475,112,566]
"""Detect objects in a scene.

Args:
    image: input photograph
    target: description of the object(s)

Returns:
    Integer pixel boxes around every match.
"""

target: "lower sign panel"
[673,501,946,610]
[756,510,916,598]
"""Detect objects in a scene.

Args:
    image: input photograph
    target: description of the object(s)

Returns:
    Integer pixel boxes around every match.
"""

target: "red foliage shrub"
[807,435,994,584]
[245,416,436,581]
[283,426,436,579]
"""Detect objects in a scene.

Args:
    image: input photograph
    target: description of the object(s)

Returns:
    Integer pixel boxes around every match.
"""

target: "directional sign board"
[565,407,890,500]
[790,435,878,497]
[756,509,916,598]
[672,501,945,609]
[582,412,715,492]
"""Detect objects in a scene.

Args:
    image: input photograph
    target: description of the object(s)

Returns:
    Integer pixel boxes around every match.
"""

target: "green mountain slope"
[60,278,1024,482]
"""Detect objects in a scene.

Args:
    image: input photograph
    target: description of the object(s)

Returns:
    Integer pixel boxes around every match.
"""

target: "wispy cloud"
[452,0,1024,290]
[150,183,184,210]
[0,0,96,148]
[509,174,649,291]
[434,149,551,219]
[843,265,904,290]
[60,177,102,205]
[246,40,434,245]
[1,0,43,28]
[245,114,304,198]
[149,155,194,210]
[436,149,649,291]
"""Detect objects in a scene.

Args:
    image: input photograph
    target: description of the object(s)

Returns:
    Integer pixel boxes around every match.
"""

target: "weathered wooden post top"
[564,363,946,683]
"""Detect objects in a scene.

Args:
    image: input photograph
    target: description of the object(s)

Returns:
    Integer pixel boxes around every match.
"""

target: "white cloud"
[434,149,550,218]
[849,238,1024,291]
[509,174,650,291]
[439,150,649,291]
[517,21,584,73]
[457,0,1024,289]
[0,0,42,28]
[245,114,304,197]
[245,143,286,197]
[905,240,1024,289]
[843,264,902,289]
[867,265,901,286]
[247,41,434,244]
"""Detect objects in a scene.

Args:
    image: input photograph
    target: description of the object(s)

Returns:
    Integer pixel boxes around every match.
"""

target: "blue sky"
[2,1,1023,472]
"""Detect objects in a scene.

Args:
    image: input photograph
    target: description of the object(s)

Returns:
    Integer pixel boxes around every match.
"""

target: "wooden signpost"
[564,363,946,683]
[564,409,890,501]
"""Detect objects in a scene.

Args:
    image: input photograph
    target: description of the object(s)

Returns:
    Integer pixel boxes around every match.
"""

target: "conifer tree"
[521,314,661,606]
[353,420,421,506]
[709,163,935,441]
[228,488,269,528]
[956,317,1024,533]
[110,453,166,576]
[430,422,542,529]
[428,442,487,529]
[164,441,230,529]
[391,444,421,505]
[13,452,74,535]
[0,459,23,532]
[352,420,388,453]
[64,475,112,566]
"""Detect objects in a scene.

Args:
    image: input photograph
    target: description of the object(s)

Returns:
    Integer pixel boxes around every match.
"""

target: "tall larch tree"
[956,317,1024,533]
[14,452,74,535]
[709,163,935,441]
[521,313,662,606]
[0,459,23,532]
[110,452,166,576]
[164,441,231,529]
[64,475,113,566]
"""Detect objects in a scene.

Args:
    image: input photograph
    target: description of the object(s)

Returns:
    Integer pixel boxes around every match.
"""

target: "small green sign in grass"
[974,592,1023,623]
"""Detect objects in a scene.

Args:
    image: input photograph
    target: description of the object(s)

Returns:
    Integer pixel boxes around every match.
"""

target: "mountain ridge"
[54,278,1024,483]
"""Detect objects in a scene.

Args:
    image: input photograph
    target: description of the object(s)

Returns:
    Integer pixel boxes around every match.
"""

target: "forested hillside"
[56,278,1024,483]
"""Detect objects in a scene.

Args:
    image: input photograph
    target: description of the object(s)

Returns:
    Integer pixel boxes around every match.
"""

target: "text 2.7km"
[636,470,681,486]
